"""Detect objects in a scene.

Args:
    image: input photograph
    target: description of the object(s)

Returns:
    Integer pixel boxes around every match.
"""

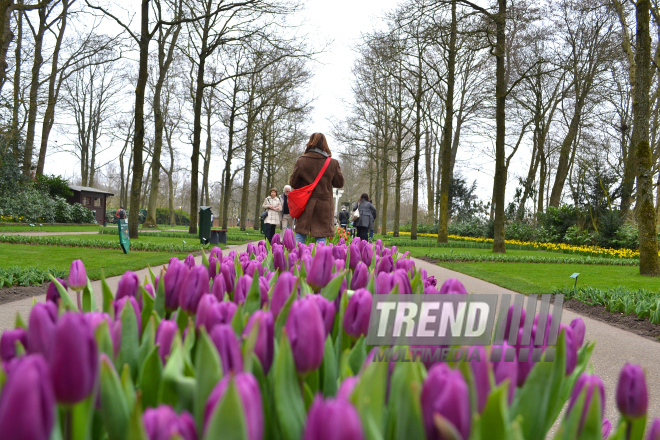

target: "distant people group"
[261,132,377,244]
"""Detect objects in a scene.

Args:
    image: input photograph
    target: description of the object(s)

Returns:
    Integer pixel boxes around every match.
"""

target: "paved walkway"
[0,247,656,423]
[0,231,99,236]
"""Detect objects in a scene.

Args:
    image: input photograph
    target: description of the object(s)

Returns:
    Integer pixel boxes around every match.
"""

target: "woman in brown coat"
[289,133,345,243]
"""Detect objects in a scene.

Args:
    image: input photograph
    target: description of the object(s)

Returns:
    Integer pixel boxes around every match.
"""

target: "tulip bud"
[423,286,440,295]
[333,245,346,261]
[68,259,87,291]
[50,313,99,404]
[307,245,334,290]
[567,374,605,431]
[421,363,471,440]
[344,289,372,338]
[234,275,252,305]
[308,294,336,336]
[143,405,197,440]
[46,278,67,303]
[283,228,296,251]
[439,278,467,295]
[375,272,394,295]
[616,363,648,419]
[392,269,412,295]
[376,255,393,274]
[491,344,518,404]
[647,419,660,440]
[348,242,361,270]
[156,320,178,364]
[271,233,281,246]
[115,296,142,335]
[116,271,140,304]
[570,318,586,348]
[164,259,187,310]
[0,328,27,362]
[210,324,244,375]
[243,311,274,374]
[468,346,490,413]
[395,258,415,276]
[302,396,365,440]
[184,254,195,269]
[204,373,263,440]
[337,376,359,400]
[285,297,325,374]
[360,245,373,267]
[602,418,611,439]
[273,244,286,272]
[561,324,578,375]
[271,272,297,317]
[505,303,526,340]
[350,262,369,290]
[179,265,209,314]
[288,252,299,273]
[221,263,236,296]
[210,246,223,260]
[259,277,269,307]
[211,274,227,301]
[209,256,219,279]
[244,260,263,279]
[27,302,58,359]
[0,354,55,440]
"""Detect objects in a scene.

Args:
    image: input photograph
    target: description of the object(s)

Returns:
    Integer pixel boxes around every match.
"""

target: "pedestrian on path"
[280,185,293,236]
[289,133,345,244]
[262,189,281,244]
[338,205,349,229]
[351,193,376,242]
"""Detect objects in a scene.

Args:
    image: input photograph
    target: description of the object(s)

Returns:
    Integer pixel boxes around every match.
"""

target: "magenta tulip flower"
[285,297,325,374]
[211,274,227,301]
[210,324,243,375]
[243,311,274,374]
[567,374,605,431]
[164,259,187,310]
[0,328,28,362]
[376,255,393,274]
[204,373,263,440]
[143,405,197,440]
[392,269,412,295]
[221,263,235,295]
[116,271,140,303]
[351,262,369,290]
[46,278,67,303]
[344,289,372,338]
[647,419,660,440]
[421,363,471,440]
[271,272,297,317]
[234,275,252,305]
[308,294,336,336]
[302,396,365,440]
[602,418,612,439]
[375,272,394,295]
[307,245,334,290]
[570,317,586,348]
[179,264,209,314]
[27,302,58,359]
[616,363,648,419]
[360,245,373,267]
[469,346,490,413]
[68,259,87,291]
[283,228,296,251]
[184,254,195,269]
[439,278,467,295]
[273,244,286,272]
[115,296,142,335]
[348,242,361,270]
[491,344,518,405]
[156,320,178,364]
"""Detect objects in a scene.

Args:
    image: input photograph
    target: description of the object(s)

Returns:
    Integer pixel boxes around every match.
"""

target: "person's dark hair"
[120,206,124,210]
[269,188,278,196]
[361,193,369,201]
[305,133,332,157]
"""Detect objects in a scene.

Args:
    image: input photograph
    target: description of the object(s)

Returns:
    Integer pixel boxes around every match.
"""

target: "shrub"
[563,225,595,246]
[447,218,486,237]
[505,221,538,242]
[36,174,73,199]
[597,210,623,248]
[538,205,583,241]
[614,223,639,250]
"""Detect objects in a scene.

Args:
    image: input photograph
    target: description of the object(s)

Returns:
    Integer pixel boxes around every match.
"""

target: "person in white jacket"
[262,188,282,243]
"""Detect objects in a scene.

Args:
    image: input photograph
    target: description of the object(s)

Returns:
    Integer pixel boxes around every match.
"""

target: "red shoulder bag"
[288,157,331,219]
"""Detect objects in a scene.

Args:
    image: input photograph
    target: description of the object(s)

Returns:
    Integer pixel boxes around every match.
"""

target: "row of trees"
[335,0,659,275]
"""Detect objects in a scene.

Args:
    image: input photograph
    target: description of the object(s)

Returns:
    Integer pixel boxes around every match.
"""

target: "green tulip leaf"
[320,336,338,397]
[274,279,299,340]
[127,394,149,440]
[201,248,209,268]
[389,360,425,440]
[47,273,77,311]
[160,337,195,413]
[116,299,140,381]
[138,344,163,409]
[100,357,130,440]
[244,272,262,316]
[194,328,223,430]
[477,383,510,440]
[274,332,306,440]
[203,378,248,440]
[95,320,116,361]
[320,270,348,301]
[101,270,114,315]
[348,336,367,374]
[137,316,156,369]
[154,269,166,318]
[70,393,95,440]
[82,277,95,312]
[351,353,388,440]
[140,287,155,338]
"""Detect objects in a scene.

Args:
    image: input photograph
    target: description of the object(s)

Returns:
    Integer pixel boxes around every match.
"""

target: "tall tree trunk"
[10,2,20,147]
[253,132,266,230]
[634,0,659,276]
[438,0,456,243]
[411,54,423,240]
[537,142,546,213]
[393,147,402,237]
[201,100,212,207]
[37,0,67,176]
[425,128,434,221]
[128,0,150,238]
[492,0,507,253]
[240,87,256,232]
[381,143,388,235]
[221,81,239,229]
[23,5,46,176]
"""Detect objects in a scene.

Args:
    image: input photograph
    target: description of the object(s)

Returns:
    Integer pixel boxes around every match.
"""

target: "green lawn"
[0,243,191,280]
[0,225,101,233]
[404,246,591,259]
[434,262,659,294]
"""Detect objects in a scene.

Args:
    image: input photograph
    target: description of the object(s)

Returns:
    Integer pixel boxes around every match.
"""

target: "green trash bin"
[260,217,266,235]
[199,206,213,244]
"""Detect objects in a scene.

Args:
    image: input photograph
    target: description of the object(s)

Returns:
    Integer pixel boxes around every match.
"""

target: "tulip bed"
[425,252,640,266]
[0,229,656,440]
[0,234,207,252]
[0,266,65,287]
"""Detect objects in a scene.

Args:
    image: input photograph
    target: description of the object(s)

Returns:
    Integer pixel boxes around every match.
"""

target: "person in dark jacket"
[352,193,376,242]
[289,133,345,244]
[338,206,350,229]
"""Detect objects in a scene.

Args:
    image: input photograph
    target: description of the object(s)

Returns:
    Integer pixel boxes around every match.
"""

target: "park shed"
[67,185,114,225]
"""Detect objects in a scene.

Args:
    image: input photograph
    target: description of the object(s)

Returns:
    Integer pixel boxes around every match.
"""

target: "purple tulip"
[208,256,219,279]
[211,274,228,301]
[337,376,359,400]
[421,363,471,440]
[0,354,55,440]
[144,284,155,298]
[469,346,490,413]
[184,254,195,269]
[204,373,263,440]
[348,242,361,270]
[46,278,67,303]
[234,275,252,305]
[243,311,274,374]
[271,272,297,317]
[210,246,223,260]
[307,245,334,290]
[68,259,87,292]
[375,272,394,295]
[395,258,414,275]
[288,252,299,272]
[376,255,393,274]
[344,289,372,338]
[616,363,648,419]
[302,396,365,440]
[273,244,286,272]
[221,263,236,296]
[492,345,518,404]
[308,294,336,336]
[0,328,28,362]
[602,418,611,439]
[27,302,58,359]
[283,228,296,251]
[84,312,113,332]
[164,259,187,310]
[116,271,140,304]
[196,294,220,329]
[259,277,270,307]
[333,245,347,261]
[156,320,178,364]
[285,297,326,374]
[179,265,209,314]
[439,278,467,295]
[143,405,197,440]
[210,325,244,375]
[505,303,526,340]
[351,262,369,290]
[423,286,440,295]
[244,260,263,279]
[424,276,438,288]
[567,374,605,431]
[561,324,578,375]
[570,318,586,348]
[50,313,98,404]
[360,245,373,267]
[392,269,412,295]
[271,233,281,246]
[115,296,142,335]
[647,419,660,440]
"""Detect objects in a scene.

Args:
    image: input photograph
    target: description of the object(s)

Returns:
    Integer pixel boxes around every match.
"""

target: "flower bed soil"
[0,283,47,305]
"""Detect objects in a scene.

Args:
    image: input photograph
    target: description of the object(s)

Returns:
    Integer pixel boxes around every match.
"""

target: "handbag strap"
[309,157,331,190]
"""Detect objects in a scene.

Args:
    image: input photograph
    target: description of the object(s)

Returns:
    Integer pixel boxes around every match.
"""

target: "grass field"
[0,225,100,233]
[55,233,252,247]
[0,243,191,280]
[403,246,590,259]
